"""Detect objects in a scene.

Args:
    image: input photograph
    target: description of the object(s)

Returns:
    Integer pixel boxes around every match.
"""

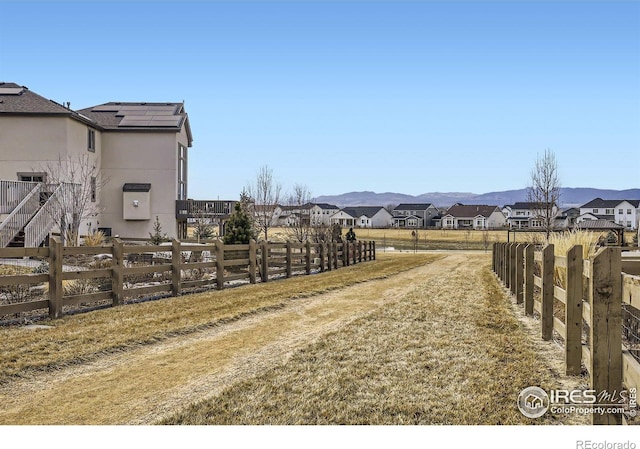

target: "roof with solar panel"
[78,102,187,130]
[0,82,192,146]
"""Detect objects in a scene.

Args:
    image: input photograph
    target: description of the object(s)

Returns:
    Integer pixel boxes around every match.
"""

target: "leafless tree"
[482,228,491,252]
[284,184,312,244]
[40,154,108,246]
[527,149,561,240]
[246,165,282,241]
[384,204,397,215]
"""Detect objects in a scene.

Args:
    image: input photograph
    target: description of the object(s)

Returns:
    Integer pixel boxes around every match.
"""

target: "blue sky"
[1,0,638,200]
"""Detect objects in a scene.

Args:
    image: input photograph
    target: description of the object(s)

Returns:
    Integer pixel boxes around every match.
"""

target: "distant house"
[273,203,313,227]
[308,203,340,227]
[330,206,393,228]
[392,214,423,229]
[502,202,559,229]
[577,198,640,230]
[392,203,440,228]
[441,204,506,229]
[554,207,580,229]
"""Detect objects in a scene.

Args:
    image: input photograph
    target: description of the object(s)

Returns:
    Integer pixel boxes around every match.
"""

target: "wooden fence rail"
[0,238,375,321]
[493,242,640,425]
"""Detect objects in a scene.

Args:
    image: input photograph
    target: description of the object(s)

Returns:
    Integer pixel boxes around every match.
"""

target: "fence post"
[327,243,333,271]
[565,244,583,376]
[505,243,511,288]
[372,240,376,260]
[261,241,269,282]
[216,241,225,289]
[171,238,182,296]
[511,242,518,295]
[524,244,534,316]
[48,236,63,319]
[111,237,124,307]
[589,247,622,425]
[358,241,363,263]
[352,242,357,265]
[492,242,496,273]
[500,243,508,285]
[285,242,292,278]
[318,243,325,272]
[344,242,349,266]
[541,244,554,341]
[249,240,257,284]
[333,242,339,269]
[305,241,312,275]
[516,243,524,304]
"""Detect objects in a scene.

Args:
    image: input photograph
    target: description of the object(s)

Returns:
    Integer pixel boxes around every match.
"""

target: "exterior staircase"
[0,180,74,248]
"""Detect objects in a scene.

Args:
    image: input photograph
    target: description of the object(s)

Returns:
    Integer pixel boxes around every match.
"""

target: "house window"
[18,172,46,183]
[593,209,599,214]
[90,176,96,202]
[87,129,95,152]
[628,209,632,214]
[178,144,187,200]
[605,209,614,215]
[619,209,624,214]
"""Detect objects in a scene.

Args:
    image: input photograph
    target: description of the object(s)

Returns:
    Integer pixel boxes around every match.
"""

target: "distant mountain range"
[314,188,640,209]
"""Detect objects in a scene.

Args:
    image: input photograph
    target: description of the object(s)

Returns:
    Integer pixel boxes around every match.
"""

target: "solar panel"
[0,87,25,95]
[90,103,182,128]
[119,116,181,127]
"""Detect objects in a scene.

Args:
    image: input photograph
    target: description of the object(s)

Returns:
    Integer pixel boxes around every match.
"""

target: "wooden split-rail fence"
[0,237,375,321]
[493,242,640,425]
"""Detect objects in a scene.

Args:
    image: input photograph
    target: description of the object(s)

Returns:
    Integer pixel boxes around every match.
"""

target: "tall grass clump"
[83,230,105,246]
[549,230,600,288]
[549,230,599,260]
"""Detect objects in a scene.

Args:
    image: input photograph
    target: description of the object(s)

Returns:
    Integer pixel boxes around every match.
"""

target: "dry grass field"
[0,251,588,425]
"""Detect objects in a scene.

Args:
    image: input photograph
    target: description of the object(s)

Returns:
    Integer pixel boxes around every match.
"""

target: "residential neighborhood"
[1,82,639,249]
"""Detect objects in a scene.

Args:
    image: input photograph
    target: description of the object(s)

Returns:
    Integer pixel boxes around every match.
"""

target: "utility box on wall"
[123,183,151,220]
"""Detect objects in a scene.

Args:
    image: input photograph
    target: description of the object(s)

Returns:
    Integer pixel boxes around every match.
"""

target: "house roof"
[392,214,421,220]
[445,204,500,218]
[575,219,625,230]
[580,198,640,209]
[0,82,98,127]
[310,202,339,210]
[505,202,538,210]
[394,203,434,211]
[78,102,193,146]
[0,83,193,145]
[341,206,387,218]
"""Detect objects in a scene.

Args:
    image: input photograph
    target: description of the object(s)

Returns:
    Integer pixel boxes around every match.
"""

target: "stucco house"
[330,206,392,228]
[392,203,440,228]
[502,202,559,229]
[309,203,340,226]
[441,204,506,229]
[0,82,193,246]
[577,198,640,230]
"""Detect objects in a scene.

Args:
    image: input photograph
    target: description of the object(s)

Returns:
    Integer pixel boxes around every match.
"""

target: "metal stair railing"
[0,183,42,247]
[24,183,77,248]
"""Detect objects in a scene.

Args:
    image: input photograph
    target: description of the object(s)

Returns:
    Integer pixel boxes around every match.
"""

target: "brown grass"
[162,254,567,425]
[0,253,437,381]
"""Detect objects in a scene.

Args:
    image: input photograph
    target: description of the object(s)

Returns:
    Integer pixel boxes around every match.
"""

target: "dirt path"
[0,253,470,424]
[0,252,582,425]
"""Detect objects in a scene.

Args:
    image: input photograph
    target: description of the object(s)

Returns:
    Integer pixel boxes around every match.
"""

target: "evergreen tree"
[149,216,168,244]
[224,201,255,244]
